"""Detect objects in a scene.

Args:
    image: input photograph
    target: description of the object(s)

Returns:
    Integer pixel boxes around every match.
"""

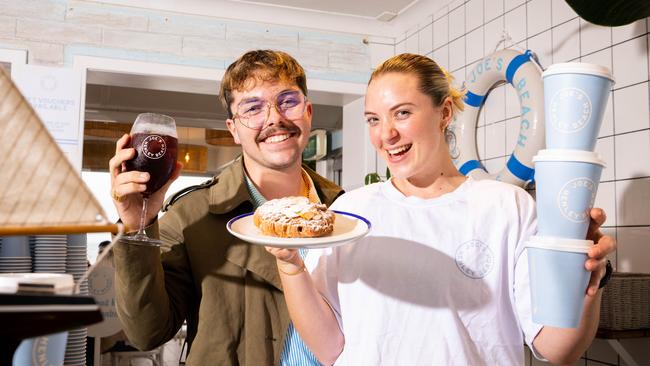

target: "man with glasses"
[109,50,343,365]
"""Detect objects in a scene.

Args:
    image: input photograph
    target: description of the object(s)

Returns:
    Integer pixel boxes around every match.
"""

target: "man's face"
[226,79,312,172]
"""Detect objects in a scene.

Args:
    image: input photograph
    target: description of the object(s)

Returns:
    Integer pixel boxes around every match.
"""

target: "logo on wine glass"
[142,135,166,159]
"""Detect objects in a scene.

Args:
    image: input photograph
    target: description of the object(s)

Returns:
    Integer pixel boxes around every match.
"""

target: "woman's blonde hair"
[369,53,465,115]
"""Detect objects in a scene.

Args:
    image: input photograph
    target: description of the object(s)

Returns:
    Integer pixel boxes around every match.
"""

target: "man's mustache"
[256,125,300,142]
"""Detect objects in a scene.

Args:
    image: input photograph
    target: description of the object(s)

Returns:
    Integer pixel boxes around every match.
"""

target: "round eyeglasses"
[233,90,307,130]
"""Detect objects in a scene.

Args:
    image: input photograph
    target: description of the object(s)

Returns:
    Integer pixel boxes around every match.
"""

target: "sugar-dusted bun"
[253,196,335,238]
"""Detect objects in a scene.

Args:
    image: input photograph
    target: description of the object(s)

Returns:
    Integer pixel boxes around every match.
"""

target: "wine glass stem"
[137,197,149,237]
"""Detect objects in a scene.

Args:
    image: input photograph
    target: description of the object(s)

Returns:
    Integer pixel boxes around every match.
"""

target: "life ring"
[448,49,544,187]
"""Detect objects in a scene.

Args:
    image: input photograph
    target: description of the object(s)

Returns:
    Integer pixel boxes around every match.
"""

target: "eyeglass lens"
[236,90,305,128]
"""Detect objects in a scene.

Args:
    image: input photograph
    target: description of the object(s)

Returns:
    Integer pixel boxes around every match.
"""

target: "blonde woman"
[267,54,615,365]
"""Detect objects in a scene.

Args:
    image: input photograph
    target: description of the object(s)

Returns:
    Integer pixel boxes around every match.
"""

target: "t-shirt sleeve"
[511,188,547,360]
[305,247,344,331]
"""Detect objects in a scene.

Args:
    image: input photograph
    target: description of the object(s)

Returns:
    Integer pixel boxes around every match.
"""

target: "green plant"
[566,0,650,26]
[364,173,381,185]
[364,168,391,185]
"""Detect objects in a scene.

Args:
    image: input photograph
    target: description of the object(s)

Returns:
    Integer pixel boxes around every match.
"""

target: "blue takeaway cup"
[543,63,614,151]
[533,149,605,239]
[526,236,592,328]
[13,331,68,366]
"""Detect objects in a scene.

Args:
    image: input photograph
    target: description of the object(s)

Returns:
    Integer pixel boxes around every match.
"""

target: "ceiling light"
[376,11,397,22]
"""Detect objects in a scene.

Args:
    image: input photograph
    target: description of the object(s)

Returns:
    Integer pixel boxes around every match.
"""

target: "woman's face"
[365,72,451,181]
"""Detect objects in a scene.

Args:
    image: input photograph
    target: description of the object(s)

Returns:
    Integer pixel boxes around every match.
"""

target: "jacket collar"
[209,157,344,291]
[208,157,251,215]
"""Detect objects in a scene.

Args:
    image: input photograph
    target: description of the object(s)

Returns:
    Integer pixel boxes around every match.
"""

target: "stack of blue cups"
[528,63,614,328]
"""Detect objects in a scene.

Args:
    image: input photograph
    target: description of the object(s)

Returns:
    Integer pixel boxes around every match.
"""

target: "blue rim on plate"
[226,210,371,249]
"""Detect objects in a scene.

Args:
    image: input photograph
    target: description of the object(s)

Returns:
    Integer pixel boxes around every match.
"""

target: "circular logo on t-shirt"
[557,177,596,222]
[550,88,592,133]
[455,239,494,279]
[142,135,166,159]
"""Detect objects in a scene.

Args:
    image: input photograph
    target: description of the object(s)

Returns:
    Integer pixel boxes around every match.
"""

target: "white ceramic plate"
[227,210,371,249]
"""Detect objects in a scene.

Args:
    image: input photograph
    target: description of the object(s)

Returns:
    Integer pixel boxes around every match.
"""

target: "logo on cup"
[557,177,596,223]
[550,88,592,133]
[142,135,166,159]
[455,239,493,279]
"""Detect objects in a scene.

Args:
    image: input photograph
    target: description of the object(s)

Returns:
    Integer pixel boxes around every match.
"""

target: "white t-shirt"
[306,177,543,366]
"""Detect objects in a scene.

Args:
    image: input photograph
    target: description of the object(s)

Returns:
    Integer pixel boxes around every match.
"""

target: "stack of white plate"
[63,328,87,366]
[0,236,32,273]
[66,234,88,294]
[31,235,67,273]
[64,234,89,366]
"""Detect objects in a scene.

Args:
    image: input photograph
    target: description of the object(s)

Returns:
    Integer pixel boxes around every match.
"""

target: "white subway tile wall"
[612,36,649,89]
[433,44,449,70]
[505,5,527,44]
[526,0,551,37]
[406,32,419,54]
[420,23,434,55]
[466,26,484,63]
[465,0,484,32]
[613,83,650,134]
[449,5,466,40]
[449,36,466,70]
[484,15,505,55]
[595,136,615,182]
[395,1,649,364]
[580,20,612,56]
[552,18,580,62]
[616,178,650,226]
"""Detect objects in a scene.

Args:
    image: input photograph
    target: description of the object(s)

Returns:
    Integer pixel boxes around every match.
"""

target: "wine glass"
[121,113,178,246]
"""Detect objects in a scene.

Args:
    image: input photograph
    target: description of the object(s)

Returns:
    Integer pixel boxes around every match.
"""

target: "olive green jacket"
[113,157,343,365]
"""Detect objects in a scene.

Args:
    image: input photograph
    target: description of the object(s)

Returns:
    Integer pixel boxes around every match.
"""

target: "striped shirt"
[244,169,322,366]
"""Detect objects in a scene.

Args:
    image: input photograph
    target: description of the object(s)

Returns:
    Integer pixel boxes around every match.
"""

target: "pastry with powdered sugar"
[253,196,335,238]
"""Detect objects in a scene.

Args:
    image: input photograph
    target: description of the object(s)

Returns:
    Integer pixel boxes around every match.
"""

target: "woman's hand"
[265,247,304,274]
[585,208,617,296]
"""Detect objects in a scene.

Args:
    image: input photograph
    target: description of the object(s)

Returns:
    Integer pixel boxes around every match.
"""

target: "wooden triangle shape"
[0,67,118,235]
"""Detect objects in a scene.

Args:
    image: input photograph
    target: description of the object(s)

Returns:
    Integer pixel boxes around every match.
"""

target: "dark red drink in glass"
[126,133,178,196]
[120,113,177,247]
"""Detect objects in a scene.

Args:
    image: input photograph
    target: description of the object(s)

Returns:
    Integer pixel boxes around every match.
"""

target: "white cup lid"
[532,149,606,167]
[543,62,615,83]
[526,235,593,253]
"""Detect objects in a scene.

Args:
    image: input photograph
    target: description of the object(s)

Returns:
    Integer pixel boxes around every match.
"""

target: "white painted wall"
[342,96,374,192]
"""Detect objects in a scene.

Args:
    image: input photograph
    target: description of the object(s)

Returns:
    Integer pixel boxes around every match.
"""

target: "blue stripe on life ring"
[459,159,485,176]
[505,51,532,84]
[464,90,485,108]
[506,154,535,182]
